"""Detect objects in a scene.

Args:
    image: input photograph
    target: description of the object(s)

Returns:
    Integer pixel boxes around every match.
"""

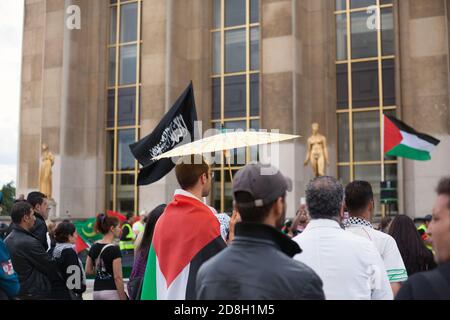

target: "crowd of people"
[1,156,449,300]
[0,193,87,300]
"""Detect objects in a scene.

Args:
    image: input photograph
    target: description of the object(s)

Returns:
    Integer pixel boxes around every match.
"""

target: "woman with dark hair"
[378,216,392,234]
[127,204,166,300]
[85,213,127,300]
[389,215,437,276]
[52,221,86,300]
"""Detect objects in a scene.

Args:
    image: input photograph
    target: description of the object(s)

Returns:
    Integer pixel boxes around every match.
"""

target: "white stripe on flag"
[400,131,436,153]
[156,256,190,300]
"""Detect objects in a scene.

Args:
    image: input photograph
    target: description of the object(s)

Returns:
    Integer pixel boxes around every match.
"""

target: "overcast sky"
[0,0,24,187]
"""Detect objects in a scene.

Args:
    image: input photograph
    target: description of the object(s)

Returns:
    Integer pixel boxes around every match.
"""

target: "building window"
[211,0,260,213]
[335,0,397,217]
[106,0,142,215]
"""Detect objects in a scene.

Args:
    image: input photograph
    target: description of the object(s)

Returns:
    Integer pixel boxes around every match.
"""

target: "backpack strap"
[422,270,449,299]
[94,244,114,271]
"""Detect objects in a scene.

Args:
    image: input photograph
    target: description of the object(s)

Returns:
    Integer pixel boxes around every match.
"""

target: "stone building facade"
[17,0,450,219]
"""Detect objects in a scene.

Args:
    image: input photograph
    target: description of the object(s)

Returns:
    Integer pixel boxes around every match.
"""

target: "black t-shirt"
[396,262,450,300]
[88,243,122,291]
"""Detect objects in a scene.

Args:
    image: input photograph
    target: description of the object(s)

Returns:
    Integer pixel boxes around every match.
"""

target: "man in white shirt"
[293,176,393,300]
[344,181,408,297]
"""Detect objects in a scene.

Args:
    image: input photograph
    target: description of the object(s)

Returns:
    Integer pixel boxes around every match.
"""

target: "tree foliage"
[0,182,16,216]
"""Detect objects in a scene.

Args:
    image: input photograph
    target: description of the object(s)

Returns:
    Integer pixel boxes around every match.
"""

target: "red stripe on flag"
[75,235,90,253]
[384,115,403,154]
[152,195,221,287]
[107,210,126,222]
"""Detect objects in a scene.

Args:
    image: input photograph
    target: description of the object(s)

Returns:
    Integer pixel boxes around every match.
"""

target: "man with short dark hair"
[26,191,51,251]
[293,176,393,300]
[140,155,226,300]
[396,177,450,300]
[196,163,325,300]
[4,202,63,299]
[344,181,407,296]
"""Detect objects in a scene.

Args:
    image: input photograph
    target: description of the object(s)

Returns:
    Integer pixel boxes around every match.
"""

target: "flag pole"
[381,114,385,182]
[220,124,233,183]
[224,149,233,183]
[381,113,386,218]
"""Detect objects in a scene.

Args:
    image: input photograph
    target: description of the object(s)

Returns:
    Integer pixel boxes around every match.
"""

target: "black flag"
[129,82,198,185]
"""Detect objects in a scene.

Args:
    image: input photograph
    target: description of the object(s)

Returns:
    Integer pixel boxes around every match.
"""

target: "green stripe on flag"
[386,144,431,161]
[141,245,157,300]
[387,269,408,282]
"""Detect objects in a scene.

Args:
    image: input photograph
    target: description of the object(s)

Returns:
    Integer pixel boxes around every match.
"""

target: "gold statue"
[304,123,329,177]
[39,143,54,199]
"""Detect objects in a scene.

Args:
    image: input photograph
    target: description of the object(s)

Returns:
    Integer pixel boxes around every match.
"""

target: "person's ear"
[200,173,207,185]
[275,197,284,217]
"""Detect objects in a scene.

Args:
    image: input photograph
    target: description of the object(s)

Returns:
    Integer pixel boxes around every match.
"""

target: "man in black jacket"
[396,177,450,300]
[27,192,51,251]
[4,202,63,300]
[196,163,325,300]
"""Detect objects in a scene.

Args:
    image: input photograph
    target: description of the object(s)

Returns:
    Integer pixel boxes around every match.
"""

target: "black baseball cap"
[233,163,292,208]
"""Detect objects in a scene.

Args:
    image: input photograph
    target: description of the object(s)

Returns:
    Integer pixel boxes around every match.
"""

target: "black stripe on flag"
[386,115,440,146]
[185,235,227,300]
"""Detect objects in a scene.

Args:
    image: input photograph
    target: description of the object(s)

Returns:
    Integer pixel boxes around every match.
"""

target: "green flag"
[74,218,102,246]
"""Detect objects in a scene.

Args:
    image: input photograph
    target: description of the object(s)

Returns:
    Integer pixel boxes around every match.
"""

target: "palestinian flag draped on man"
[384,114,440,161]
[140,193,226,300]
[132,83,226,299]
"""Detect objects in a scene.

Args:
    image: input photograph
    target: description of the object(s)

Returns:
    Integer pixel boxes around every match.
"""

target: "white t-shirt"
[293,219,393,300]
[345,217,408,283]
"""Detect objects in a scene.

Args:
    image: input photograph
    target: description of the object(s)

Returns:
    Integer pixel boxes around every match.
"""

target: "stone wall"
[398,0,450,217]
[18,0,108,218]
[18,0,450,218]
[139,0,212,213]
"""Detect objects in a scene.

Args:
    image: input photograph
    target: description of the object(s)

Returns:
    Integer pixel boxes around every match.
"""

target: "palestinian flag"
[140,194,226,300]
[384,115,440,161]
[75,236,90,253]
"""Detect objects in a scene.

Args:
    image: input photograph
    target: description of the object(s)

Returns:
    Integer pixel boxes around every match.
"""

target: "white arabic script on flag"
[149,115,189,159]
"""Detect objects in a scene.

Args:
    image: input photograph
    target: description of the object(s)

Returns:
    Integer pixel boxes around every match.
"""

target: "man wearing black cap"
[196,163,325,300]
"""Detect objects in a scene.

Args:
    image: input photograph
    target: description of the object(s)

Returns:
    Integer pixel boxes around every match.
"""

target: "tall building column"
[398,0,450,217]
[18,0,108,218]
[139,0,212,213]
